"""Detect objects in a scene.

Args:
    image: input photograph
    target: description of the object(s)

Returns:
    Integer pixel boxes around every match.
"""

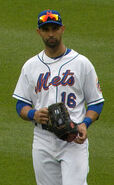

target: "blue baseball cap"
[38,10,63,28]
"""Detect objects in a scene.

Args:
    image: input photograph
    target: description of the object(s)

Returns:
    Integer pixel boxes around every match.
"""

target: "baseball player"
[13,10,104,185]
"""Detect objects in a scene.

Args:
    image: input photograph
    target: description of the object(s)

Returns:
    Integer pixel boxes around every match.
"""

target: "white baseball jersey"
[13,49,104,123]
[13,49,104,185]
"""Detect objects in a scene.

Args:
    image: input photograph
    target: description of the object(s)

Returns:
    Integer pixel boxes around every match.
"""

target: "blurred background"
[0,0,114,184]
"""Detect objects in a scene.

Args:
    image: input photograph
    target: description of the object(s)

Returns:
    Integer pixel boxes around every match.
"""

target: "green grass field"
[0,0,114,184]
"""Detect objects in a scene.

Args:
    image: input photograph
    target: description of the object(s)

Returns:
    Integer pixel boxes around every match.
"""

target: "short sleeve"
[83,67,104,106]
[12,67,32,105]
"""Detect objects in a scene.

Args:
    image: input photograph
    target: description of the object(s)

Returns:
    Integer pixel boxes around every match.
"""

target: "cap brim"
[38,21,62,28]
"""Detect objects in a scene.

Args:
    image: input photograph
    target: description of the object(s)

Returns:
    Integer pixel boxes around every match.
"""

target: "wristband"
[83,117,92,128]
[27,109,36,120]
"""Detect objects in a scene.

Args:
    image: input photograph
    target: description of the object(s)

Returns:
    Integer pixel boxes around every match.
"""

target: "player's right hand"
[34,108,49,124]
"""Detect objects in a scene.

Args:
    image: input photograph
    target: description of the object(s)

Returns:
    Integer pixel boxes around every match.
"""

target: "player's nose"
[47,28,55,36]
[48,30,54,37]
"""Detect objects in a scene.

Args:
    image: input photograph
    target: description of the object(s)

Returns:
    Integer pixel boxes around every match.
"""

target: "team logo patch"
[96,78,102,92]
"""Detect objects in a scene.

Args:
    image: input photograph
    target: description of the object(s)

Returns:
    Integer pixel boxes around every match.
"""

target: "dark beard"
[43,37,60,48]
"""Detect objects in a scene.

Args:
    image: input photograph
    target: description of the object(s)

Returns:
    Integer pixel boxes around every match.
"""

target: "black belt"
[35,122,48,130]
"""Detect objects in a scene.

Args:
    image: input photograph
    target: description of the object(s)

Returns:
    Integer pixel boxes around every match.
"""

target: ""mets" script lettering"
[35,70,75,93]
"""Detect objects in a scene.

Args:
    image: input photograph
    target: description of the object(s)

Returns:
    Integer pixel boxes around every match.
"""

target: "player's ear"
[36,28,40,35]
[61,25,65,33]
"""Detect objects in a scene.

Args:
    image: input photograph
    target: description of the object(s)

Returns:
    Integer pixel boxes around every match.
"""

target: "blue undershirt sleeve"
[16,100,32,116]
[87,102,104,114]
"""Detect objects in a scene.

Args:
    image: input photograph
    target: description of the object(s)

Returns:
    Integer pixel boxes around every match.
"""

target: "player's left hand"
[74,123,87,144]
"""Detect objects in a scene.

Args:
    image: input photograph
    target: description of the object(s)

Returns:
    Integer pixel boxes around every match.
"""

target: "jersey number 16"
[61,92,76,108]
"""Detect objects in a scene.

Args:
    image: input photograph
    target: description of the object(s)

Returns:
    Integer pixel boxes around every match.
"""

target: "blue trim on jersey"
[52,48,71,59]
[87,98,104,106]
[13,94,32,104]
[56,53,79,102]
[38,49,71,65]
[38,55,51,72]
[87,102,104,114]
[58,53,79,75]
[16,100,32,116]
[66,48,71,55]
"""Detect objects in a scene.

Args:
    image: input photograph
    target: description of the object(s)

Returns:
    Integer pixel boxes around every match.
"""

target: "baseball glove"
[47,102,78,142]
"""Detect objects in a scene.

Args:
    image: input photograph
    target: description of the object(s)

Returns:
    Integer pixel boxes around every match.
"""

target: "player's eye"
[52,25,60,31]
[41,26,49,31]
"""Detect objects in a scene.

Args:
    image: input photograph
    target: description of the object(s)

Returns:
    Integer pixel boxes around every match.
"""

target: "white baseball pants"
[32,124,89,185]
